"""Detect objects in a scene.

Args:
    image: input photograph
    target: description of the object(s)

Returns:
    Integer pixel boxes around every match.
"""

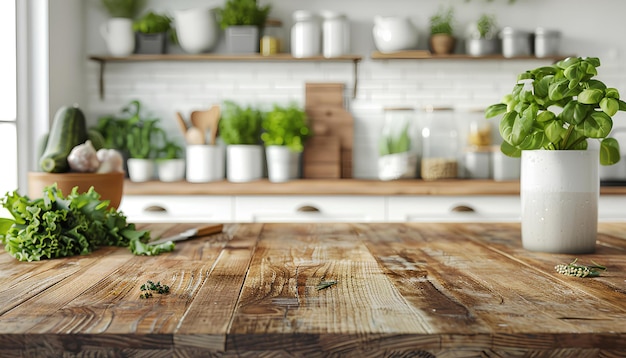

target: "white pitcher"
[372,16,418,53]
[174,8,219,54]
[100,18,135,57]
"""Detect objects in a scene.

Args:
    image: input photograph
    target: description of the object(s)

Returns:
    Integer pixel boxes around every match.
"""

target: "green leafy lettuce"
[0,185,174,261]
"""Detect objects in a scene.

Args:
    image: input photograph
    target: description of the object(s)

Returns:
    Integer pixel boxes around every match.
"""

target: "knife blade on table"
[150,224,223,245]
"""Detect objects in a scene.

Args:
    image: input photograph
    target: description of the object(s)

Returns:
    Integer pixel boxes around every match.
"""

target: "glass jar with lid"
[420,106,459,180]
[260,18,284,56]
[378,107,419,180]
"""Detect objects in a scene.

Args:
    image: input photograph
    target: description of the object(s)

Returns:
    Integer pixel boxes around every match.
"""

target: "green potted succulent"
[465,13,499,56]
[156,138,185,182]
[485,56,626,254]
[219,100,264,182]
[429,6,455,55]
[133,11,173,54]
[216,0,272,53]
[261,103,311,182]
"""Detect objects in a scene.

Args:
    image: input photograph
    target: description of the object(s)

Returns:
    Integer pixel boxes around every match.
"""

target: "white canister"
[186,144,225,182]
[534,28,561,58]
[321,11,349,58]
[500,27,531,58]
[291,10,321,58]
[464,148,491,179]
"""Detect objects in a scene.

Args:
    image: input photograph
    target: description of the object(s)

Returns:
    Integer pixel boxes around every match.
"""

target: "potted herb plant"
[485,56,626,254]
[216,0,271,53]
[133,11,173,54]
[156,138,185,182]
[219,100,263,182]
[378,108,418,181]
[429,6,455,55]
[261,103,311,182]
[122,101,164,182]
[99,0,144,56]
[465,13,499,56]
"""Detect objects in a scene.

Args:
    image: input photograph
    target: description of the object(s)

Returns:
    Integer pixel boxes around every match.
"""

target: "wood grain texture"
[0,222,625,357]
[122,178,626,196]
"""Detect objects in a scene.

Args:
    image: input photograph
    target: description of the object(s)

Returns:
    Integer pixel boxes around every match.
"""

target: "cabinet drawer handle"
[451,205,475,213]
[297,205,320,213]
[144,205,167,213]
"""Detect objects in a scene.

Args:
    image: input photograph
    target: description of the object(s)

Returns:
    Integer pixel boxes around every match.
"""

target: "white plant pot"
[174,7,219,54]
[266,146,300,183]
[226,145,263,182]
[100,18,135,57]
[186,145,225,182]
[127,158,155,182]
[521,150,599,254]
[377,152,417,181]
[157,159,186,182]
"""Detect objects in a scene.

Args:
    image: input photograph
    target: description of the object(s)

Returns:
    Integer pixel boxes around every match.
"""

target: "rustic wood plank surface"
[0,222,625,357]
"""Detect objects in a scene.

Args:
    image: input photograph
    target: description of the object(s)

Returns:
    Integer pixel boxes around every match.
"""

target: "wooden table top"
[1,222,625,357]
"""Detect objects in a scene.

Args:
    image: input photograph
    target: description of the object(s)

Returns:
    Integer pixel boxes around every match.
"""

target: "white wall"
[77,0,626,179]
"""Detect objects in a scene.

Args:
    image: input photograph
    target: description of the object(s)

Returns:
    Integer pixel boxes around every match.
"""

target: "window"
[0,0,17,197]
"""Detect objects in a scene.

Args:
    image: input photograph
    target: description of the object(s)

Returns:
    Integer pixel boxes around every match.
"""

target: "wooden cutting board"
[304,83,353,179]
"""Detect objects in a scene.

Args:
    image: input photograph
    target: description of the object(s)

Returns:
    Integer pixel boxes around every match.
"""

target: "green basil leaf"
[485,103,507,118]
[600,137,621,166]
[511,105,536,145]
[534,75,552,98]
[583,111,613,138]
[584,57,601,68]
[578,88,604,104]
[500,140,521,157]
[619,99,626,111]
[499,111,517,144]
[600,97,619,117]
[560,101,576,124]
[605,87,620,99]
[544,120,565,143]
[536,110,555,123]
[573,102,591,124]
[587,80,607,91]
[556,57,581,69]
[548,80,568,101]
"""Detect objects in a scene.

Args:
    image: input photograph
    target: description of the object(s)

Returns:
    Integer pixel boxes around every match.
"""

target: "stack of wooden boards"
[303,83,354,179]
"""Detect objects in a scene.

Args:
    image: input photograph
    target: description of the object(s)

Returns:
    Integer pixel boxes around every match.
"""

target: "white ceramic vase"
[100,18,135,57]
[226,145,263,182]
[174,8,218,54]
[157,159,186,182]
[372,16,418,53]
[127,158,155,182]
[521,150,599,254]
[266,146,300,183]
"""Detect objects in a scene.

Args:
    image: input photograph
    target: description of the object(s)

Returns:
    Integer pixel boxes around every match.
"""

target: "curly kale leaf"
[0,184,174,261]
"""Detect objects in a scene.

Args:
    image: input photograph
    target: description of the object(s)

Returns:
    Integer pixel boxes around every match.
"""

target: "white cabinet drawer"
[387,195,520,222]
[234,195,386,223]
[120,195,233,223]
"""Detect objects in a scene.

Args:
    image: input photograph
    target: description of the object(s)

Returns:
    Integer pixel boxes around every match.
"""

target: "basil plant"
[485,57,626,165]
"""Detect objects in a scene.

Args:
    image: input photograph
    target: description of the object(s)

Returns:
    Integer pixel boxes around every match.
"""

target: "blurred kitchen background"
[3,0,626,192]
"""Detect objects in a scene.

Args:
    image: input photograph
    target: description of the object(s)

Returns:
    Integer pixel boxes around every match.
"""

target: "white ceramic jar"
[291,10,321,58]
[372,16,418,53]
[534,28,561,58]
[321,11,349,58]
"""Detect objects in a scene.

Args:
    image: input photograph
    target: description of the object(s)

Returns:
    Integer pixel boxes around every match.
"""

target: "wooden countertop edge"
[122,179,626,196]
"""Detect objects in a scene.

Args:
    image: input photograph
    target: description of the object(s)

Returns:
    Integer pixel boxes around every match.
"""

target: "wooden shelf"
[88,54,362,99]
[371,50,572,61]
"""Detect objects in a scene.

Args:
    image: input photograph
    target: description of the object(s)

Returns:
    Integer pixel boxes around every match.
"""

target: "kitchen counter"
[1,222,625,356]
[123,179,626,196]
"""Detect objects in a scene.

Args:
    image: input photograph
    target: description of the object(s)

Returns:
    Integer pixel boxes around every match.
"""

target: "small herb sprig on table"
[139,280,170,299]
[316,280,337,291]
[554,258,607,278]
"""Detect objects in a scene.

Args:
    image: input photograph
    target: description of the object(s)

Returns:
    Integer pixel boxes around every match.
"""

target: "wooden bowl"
[27,172,124,209]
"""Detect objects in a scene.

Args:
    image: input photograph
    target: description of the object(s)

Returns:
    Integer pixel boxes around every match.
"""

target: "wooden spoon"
[205,105,221,145]
[185,127,205,145]
[175,112,188,136]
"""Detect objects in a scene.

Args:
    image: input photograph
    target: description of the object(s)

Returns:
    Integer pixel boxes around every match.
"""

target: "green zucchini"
[39,105,88,173]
